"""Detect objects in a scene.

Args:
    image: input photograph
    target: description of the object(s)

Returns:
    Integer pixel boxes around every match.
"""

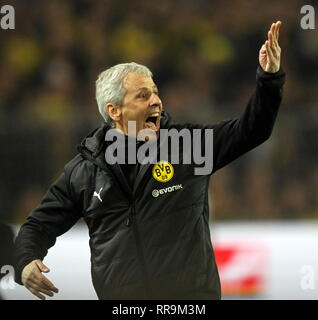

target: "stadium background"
[1,0,318,299]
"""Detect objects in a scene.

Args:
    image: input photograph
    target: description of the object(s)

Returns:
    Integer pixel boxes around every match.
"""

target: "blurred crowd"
[0,0,318,223]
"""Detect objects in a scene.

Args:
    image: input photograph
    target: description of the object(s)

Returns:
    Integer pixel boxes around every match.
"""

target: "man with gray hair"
[14,21,285,300]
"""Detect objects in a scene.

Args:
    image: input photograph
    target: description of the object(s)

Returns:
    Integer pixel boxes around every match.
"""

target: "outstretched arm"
[14,165,82,299]
[209,21,285,173]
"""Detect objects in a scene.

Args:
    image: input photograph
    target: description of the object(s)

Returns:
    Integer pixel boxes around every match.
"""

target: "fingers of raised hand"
[271,22,281,46]
[265,40,275,61]
[275,21,281,40]
[267,22,281,58]
[268,30,274,47]
[267,35,279,59]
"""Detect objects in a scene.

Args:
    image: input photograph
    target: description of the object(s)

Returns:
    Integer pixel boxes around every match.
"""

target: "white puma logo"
[93,187,103,202]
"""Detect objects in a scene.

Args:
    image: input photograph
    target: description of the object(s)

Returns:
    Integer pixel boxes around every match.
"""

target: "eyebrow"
[137,85,159,92]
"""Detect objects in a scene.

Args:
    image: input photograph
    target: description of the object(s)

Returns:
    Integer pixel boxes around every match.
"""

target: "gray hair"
[95,62,153,122]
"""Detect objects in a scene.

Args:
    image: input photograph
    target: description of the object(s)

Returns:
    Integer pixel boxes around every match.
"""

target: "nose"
[149,93,162,109]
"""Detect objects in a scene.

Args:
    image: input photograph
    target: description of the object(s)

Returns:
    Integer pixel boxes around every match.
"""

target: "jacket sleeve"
[209,65,286,174]
[14,165,82,285]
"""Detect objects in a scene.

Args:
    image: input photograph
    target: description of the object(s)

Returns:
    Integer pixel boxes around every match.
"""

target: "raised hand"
[259,21,282,73]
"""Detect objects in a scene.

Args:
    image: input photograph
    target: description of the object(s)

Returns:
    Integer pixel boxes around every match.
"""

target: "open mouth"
[144,113,160,131]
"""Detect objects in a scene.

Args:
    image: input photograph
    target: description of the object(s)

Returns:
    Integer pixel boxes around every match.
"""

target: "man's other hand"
[259,21,282,73]
[21,259,59,300]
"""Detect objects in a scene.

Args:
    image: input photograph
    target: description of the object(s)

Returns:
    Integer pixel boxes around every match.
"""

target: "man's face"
[112,72,163,137]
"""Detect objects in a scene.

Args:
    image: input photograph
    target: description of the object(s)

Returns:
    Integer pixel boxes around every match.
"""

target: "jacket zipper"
[126,195,134,226]
[126,204,152,297]
[81,150,152,295]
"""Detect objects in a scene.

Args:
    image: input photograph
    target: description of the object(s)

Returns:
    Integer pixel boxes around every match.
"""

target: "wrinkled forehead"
[123,72,156,92]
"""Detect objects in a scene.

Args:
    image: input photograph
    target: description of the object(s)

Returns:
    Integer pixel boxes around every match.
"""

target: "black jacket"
[14,67,285,299]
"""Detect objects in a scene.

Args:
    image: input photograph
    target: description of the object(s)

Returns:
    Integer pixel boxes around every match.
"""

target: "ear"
[106,103,122,122]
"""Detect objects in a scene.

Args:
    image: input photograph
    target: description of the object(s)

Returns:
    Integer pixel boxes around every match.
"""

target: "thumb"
[260,44,266,54]
[35,260,50,273]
